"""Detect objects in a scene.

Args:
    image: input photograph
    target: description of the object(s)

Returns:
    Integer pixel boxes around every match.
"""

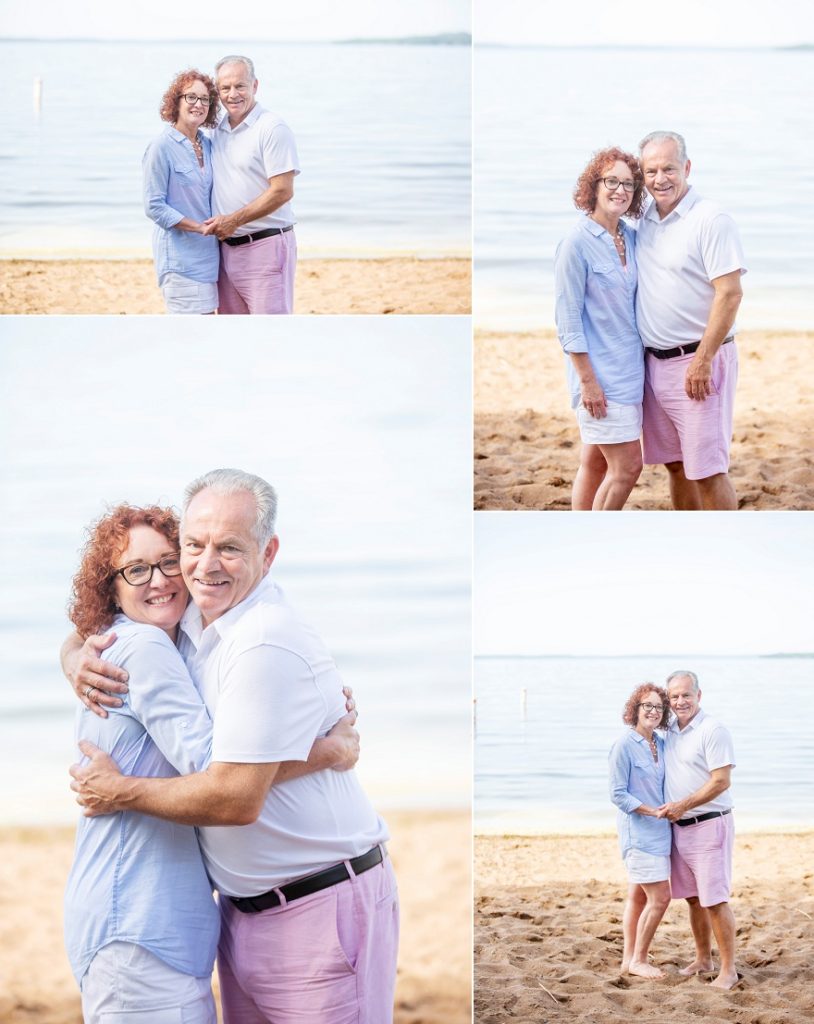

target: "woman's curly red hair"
[622,683,670,730]
[159,68,220,128]
[573,147,646,219]
[68,505,180,639]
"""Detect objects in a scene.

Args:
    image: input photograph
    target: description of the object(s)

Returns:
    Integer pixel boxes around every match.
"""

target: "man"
[658,670,738,989]
[635,131,747,510]
[69,469,399,1023]
[202,56,299,315]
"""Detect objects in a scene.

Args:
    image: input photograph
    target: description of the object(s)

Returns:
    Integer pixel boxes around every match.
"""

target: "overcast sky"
[474,514,814,656]
[0,0,470,41]
[475,0,814,47]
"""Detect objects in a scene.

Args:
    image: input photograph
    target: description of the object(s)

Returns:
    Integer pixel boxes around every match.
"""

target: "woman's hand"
[580,377,608,419]
[63,633,129,719]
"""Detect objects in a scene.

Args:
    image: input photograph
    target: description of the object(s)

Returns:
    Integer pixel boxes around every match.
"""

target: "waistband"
[646,336,734,360]
[223,225,294,246]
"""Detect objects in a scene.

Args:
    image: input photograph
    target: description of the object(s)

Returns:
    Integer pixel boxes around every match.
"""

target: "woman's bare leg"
[621,884,647,972]
[572,444,607,510]
[592,440,643,510]
[628,880,671,978]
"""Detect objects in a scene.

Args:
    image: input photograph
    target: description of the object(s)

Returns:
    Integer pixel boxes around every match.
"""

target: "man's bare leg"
[572,444,607,510]
[696,472,737,511]
[707,902,738,989]
[621,884,647,972]
[678,896,715,975]
[664,461,703,510]
[628,880,671,978]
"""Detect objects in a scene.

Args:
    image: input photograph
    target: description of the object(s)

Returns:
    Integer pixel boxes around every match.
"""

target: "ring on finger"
[86,686,97,702]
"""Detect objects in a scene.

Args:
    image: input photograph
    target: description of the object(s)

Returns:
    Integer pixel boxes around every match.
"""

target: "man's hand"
[684,353,714,401]
[657,800,689,821]
[70,741,129,816]
[201,214,241,240]
[65,633,129,719]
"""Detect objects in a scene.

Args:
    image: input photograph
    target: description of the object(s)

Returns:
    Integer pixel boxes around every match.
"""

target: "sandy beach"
[475,830,814,1024]
[0,809,471,1024]
[474,330,814,510]
[0,258,471,315]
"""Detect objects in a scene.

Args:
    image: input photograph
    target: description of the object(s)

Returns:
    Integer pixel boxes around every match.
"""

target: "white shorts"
[576,400,642,445]
[624,848,671,884]
[161,273,218,314]
[81,941,216,1024]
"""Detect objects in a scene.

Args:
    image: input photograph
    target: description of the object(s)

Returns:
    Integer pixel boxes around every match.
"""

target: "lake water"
[0,39,471,258]
[0,317,473,824]
[474,46,814,330]
[475,655,814,833]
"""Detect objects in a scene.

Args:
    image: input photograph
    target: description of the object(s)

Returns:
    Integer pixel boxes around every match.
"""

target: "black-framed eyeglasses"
[183,94,211,107]
[638,702,665,714]
[113,555,183,586]
[600,176,636,193]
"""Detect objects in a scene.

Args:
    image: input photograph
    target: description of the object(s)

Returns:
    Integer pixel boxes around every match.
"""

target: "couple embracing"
[609,671,738,989]
[555,131,747,511]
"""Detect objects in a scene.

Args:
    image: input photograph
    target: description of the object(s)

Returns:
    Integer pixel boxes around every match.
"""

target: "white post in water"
[33,77,43,115]
[520,687,527,717]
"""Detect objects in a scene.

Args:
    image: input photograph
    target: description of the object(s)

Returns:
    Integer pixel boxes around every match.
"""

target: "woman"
[608,683,672,979]
[554,148,647,510]
[64,505,220,1022]
[143,69,220,314]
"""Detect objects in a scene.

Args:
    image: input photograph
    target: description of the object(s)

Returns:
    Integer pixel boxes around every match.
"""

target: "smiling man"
[70,468,399,1023]
[635,131,747,510]
[201,56,300,314]
[659,670,738,989]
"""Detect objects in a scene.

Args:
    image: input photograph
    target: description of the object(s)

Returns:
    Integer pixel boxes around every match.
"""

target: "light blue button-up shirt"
[608,729,671,858]
[554,216,644,409]
[64,617,219,984]
[142,126,220,285]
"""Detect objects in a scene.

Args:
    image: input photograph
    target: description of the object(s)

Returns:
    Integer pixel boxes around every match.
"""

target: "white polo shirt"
[663,707,735,816]
[635,188,747,350]
[177,575,388,896]
[211,104,300,233]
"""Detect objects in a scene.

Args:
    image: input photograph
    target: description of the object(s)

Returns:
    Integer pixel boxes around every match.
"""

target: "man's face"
[640,139,691,217]
[667,676,702,728]
[216,61,258,127]
[181,487,277,627]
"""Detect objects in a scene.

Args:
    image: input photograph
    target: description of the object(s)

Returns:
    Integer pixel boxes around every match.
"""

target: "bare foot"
[678,959,714,976]
[621,960,630,973]
[709,971,741,990]
[627,961,665,979]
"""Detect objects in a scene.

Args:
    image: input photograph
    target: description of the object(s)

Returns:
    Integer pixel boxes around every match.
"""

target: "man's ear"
[263,534,279,572]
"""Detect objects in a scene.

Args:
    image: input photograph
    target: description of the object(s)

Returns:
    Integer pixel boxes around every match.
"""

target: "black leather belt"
[229,845,384,914]
[223,225,294,247]
[675,809,731,827]
[646,336,733,360]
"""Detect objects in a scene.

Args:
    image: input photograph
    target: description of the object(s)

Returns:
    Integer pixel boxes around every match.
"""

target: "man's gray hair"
[639,131,688,163]
[215,55,256,82]
[182,468,277,545]
[666,669,700,691]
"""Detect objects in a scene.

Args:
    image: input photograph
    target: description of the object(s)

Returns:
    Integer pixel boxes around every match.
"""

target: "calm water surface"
[475,655,814,833]
[0,40,470,258]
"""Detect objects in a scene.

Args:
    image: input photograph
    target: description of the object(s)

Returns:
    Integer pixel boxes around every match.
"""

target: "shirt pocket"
[590,261,617,289]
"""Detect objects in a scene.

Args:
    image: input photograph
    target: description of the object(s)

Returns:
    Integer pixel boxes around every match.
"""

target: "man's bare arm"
[657,765,732,821]
[201,171,295,240]
[61,632,129,717]
[71,742,275,825]
[685,270,743,401]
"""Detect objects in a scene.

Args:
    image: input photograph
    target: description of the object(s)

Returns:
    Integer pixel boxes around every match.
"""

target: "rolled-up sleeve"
[142,138,185,230]
[554,235,589,354]
[609,737,642,814]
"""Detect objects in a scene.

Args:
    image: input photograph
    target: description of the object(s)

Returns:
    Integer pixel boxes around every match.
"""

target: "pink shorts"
[217,854,399,1024]
[642,342,738,480]
[670,813,734,907]
[218,229,297,314]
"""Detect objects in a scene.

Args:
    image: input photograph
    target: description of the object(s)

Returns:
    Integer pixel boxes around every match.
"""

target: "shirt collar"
[179,571,277,648]
[668,705,706,733]
[644,185,699,223]
[217,102,265,133]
